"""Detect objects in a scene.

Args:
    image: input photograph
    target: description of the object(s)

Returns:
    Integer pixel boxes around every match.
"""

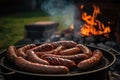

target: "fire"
[70,24,74,30]
[80,5,111,38]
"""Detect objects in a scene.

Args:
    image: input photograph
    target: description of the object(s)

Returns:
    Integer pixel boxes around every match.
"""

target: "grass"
[0,11,52,51]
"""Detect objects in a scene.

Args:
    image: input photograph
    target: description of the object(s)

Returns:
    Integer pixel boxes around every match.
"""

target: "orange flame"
[80,5,111,38]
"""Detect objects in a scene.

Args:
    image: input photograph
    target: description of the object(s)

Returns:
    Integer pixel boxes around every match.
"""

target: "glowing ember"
[70,24,74,30]
[79,5,111,38]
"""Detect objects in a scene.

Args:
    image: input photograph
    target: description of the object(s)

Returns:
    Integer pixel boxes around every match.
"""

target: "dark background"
[0,0,119,32]
[0,0,119,13]
[0,0,44,15]
[0,0,120,42]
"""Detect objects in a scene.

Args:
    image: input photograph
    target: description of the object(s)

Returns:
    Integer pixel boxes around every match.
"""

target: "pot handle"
[0,64,15,76]
[108,48,120,56]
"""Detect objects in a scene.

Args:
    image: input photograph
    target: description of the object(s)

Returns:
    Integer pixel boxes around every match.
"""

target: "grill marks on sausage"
[7,46,18,62]
[77,44,92,57]
[30,43,53,52]
[17,44,36,58]
[77,49,103,70]
[30,40,77,52]
[35,45,64,57]
[6,41,103,74]
[41,55,76,68]
[58,47,80,55]
[50,41,77,49]
[15,57,69,74]
[26,50,49,65]
[41,53,89,64]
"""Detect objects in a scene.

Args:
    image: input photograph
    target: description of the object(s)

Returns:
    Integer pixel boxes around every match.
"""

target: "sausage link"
[77,49,103,70]
[17,44,36,58]
[15,57,69,74]
[58,47,80,55]
[17,49,27,58]
[41,54,89,64]
[22,44,36,51]
[50,40,77,49]
[7,46,18,62]
[29,41,76,53]
[30,43,53,52]
[77,44,92,57]
[41,55,76,68]
[34,45,64,57]
[26,50,49,65]
[35,52,46,58]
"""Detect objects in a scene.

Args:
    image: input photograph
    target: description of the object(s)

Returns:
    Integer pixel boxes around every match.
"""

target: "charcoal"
[73,35,83,43]
[33,39,42,44]
[45,39,51,43]
[85,36,95,43]
[97,43,110,49]
[49,34,61,42]
[105,41,117,47]
[78,40,84,44]
[88,43,96,47]
[63,33,73,40]
[105,41,120,52]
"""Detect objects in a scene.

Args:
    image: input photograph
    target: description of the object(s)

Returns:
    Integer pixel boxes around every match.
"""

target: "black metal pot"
[0,45,116,80]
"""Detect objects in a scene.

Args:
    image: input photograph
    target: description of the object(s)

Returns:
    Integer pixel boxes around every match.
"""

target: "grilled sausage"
[50,40,77,49]
[77,49,103,70]
[7,46,18,62]
[17,49,27,58]
[29,43,53,52]
[58,47,81,55]
[30,41,77,52]
[22,44,36,50]
[41,53,89,64]
[41,55,76,68]
[17,44,36,58]
[26,50,49,65]
[15,57,69,74]
[77,44,92,57]
[34,45,64,57]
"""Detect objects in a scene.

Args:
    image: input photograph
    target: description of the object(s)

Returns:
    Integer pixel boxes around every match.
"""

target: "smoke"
[41,0,77,29]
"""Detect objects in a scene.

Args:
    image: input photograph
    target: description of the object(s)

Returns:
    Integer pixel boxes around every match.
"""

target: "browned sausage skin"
[30,41,77,52]
[41,55,76,68]
[26,50,49,65]
[15,57,69,74]
[17,49,27,58]
[7,46,18,62]
[22,44,36,50]
[34,45,64,57]
[34,45,64,58]
[17,44,36,58]
[29,43,53,52]
[77,44,92,57]
[58,47,80,55]
[50,40,77,49]
[41,53,88,64]
[77,49,103,70]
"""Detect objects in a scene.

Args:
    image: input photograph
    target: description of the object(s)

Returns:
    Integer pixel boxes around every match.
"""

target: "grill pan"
[0,45,116,80]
